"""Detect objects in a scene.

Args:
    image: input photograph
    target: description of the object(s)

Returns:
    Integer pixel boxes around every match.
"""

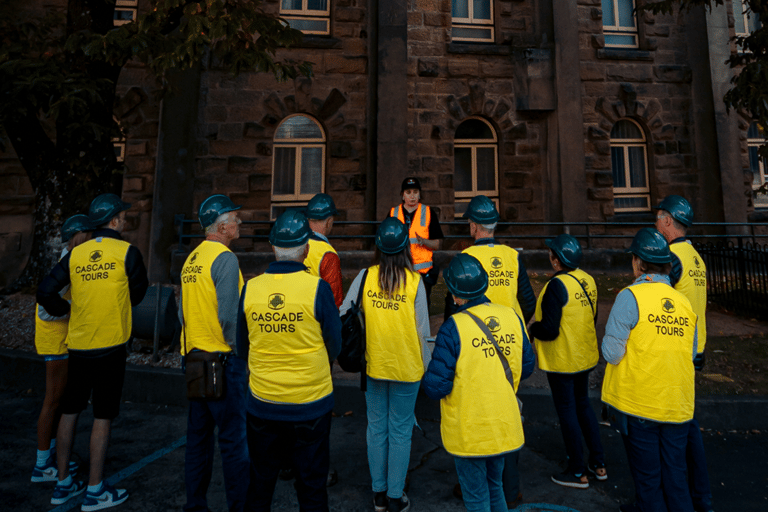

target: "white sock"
[88,482,103,494]
[36,448,51,467]
[59,474,73,487]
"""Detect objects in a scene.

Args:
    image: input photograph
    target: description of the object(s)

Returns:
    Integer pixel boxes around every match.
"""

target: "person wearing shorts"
[37,193,148,510]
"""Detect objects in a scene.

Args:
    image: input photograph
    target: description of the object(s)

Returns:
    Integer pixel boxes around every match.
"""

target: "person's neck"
[309,222,328,237]
[206,234,231,247]
[404,203,419,213]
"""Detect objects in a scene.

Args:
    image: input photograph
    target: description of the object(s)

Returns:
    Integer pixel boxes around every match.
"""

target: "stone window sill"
[447,43,511,56]
[295,36,342,50]
[597,48,653,61]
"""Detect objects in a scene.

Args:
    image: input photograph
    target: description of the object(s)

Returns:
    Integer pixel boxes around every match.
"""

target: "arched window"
[280,0,330,35]
[451,0,494,43]
[748,122,768,208]
[602,0,638,48]
[454,117,498,218]
[611,119,650,212]
[272,114,326,219]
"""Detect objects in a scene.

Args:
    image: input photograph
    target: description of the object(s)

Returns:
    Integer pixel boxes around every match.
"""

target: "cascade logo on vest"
[190,252,198,264]
[268,294,286,310]
[694,255,700,268]
[662,298,675,313]
[181,253,204,283]
[485,316,501,332]
[471,317,516,358]
[491,257,503,269]
[90,250,103,262]
[366,288,407,311]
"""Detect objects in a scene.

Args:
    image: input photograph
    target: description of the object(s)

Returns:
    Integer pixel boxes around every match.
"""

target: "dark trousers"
[501,449,520,504]
[686,418,713,509]
[184,357,251,512]
[246,411,332,512]
[546,370,605,474]
[623,417,694,512]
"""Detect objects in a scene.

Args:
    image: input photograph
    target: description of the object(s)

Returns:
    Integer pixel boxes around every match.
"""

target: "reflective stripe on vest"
[243,271,332,405]
[601,282,696,423]
[440,303,525,457]
[461,244,522,317]
[304,237,337,278]
[391,204,432,273]
[362,265,424,382]
[670,241,707,353]
[534,269,599,373]
[180,240,244,355]
[68,237,132,350]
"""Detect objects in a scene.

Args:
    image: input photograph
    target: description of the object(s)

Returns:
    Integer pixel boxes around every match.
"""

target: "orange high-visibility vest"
[390,203,432,273]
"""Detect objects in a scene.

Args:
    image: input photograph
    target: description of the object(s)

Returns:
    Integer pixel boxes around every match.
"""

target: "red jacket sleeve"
[319,252,343,308]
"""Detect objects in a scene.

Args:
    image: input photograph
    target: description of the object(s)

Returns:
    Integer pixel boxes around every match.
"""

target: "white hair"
[480,222,497,232]
[205,212,231,235]
[274,243,307,262]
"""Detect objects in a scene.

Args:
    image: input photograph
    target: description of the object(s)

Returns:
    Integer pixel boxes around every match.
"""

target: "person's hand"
[416,234,426,245]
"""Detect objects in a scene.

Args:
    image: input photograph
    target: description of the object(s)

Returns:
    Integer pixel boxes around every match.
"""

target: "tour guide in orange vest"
[237,210,341,512]
[389,176,444,301]
[601,228,698,512]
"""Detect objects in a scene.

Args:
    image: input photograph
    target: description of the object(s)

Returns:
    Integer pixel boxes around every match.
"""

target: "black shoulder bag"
[338,269,369,378]
[182,314,226,400]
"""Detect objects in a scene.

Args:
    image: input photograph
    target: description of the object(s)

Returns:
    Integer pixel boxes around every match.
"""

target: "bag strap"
[354,269,369,312]
[563,272,596,322]
[462,310,515,390]
[355,269,369,392]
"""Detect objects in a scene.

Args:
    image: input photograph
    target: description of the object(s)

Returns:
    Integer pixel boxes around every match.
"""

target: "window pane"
[605,34,637,47]
[617,0,635,28]
[282,0,303,9]
[454,147,473,192]
[627,147,647,188]
[307,0,327,11]
[602,0,616,26]
[750,146,762,186]
[614,196,649,210]
[300,147,323,195]
[748,122,762,139]
[611,120,642,140]
[275,116,323,140]
[611,147,626,188]
[473,0,491,21]
[451,26,493,41]
[733,0,746,33]
[456,119,493,140]
[285,18,329,33]
[453,0,469,18]
[476,147,496,191]
[273,147,297,195]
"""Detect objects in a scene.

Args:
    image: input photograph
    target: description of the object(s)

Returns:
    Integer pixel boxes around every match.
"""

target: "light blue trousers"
[365,377,420,499]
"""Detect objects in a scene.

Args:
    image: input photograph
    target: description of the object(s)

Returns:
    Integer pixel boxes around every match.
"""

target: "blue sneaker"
[80,482,129,511]
[31,455,80,482]
[51,480,86,505]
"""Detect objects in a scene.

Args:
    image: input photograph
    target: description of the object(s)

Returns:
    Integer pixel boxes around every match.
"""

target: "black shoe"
[373,491,388,512]
[452,482,462,499]
[586,462,608,481]
[551,470,589,489]
[507,492,523,509]
[387,493,410,512]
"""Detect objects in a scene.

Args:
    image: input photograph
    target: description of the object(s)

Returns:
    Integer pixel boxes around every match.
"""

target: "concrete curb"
[3,347,766,430]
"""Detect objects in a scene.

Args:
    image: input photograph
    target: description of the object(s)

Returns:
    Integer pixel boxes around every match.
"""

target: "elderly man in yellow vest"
[654,195,712,512]
[37,193,148,510]
[179,194,251,512]
[304,193,343,308]
[237,210,341,512]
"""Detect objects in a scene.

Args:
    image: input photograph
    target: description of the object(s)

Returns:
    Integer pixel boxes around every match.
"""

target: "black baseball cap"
[401,177,422,193]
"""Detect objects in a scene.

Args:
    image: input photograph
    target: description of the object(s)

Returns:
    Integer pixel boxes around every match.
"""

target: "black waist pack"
[185,351,226,400]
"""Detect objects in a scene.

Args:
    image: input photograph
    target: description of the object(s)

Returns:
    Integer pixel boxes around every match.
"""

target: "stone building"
[0,0,763,286]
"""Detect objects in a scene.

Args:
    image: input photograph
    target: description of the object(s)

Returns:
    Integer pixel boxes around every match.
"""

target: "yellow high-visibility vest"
[670,241,707,353]
[462,243,522,317]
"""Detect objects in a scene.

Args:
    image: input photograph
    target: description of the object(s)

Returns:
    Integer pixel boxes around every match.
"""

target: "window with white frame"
[748,122,768,207]
[451,0,494,43]
[454,117,499,218]
[114,0,137,26]
[602,0,638,48]
[733,0,761,37]
[280,0,330,35]
[272,114,326,219]
[611,119,650,212]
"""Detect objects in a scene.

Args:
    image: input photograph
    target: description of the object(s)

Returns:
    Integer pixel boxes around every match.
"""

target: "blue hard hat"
[198,194,241,229]
[462,195,500,224]
[627,228,673,264]
[655,195,693,227]
[375,217,409,255]
[88,193,131,226]
[444,253,489,301]
[545,234,583,269]
[61,214,93,243]
[305,193,338,220]
[269,210,311,247]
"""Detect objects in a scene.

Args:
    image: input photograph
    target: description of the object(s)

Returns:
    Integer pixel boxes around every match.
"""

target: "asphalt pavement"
[1,377,766,512]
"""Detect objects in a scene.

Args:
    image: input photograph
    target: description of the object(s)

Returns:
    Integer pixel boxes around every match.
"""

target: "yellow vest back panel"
[391,204,432,273]
[362,266,424,382]
[670,242,707,353]
[441,303,525,457]
[68,237,132,350]
[180,241,244,354]
[34,307,69,356]
[602,282,696,423]
[535,269,599,373]
[462,244,522,316]
[243,271,332,405]
[304,238,337,277]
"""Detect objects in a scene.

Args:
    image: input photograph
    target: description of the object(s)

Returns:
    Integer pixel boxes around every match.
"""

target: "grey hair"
[480,222,497,232]
[659,211,686,233]
[274,244,308,262]
[205,212,232,235]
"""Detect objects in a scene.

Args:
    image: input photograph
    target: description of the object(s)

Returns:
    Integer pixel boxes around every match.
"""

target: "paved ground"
[2,380,766,512]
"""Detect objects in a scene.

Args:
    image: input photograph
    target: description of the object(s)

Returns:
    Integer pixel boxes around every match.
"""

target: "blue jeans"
[623,417,694,512]
[687,418,713,509]
[184,356,250,512]
[454,455,508,512]
[501,450,520,504]
[246,411,332,512]
[365,377,420,499]
[547,370,605,473]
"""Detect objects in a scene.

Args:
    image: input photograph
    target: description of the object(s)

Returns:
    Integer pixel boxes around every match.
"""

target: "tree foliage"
[0,0,311,291]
